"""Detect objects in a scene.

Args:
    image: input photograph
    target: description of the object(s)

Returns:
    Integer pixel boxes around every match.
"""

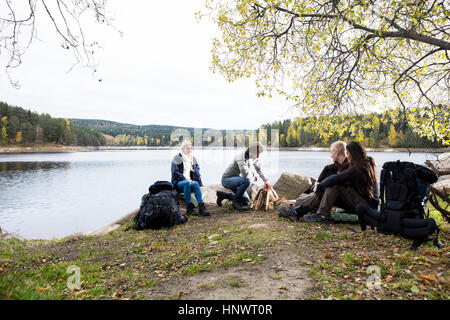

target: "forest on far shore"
[0,102,105,146]
[0,101,446,149]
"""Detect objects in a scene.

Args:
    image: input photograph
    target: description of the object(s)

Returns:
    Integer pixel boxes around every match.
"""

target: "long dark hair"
[345,141,377,198]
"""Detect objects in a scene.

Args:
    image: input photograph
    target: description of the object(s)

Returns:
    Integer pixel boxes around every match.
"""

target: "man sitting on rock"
[278,140,349,222]
[217,142,273,210]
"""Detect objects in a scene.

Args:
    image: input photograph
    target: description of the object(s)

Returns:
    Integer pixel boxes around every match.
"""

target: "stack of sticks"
[251,187,280,211]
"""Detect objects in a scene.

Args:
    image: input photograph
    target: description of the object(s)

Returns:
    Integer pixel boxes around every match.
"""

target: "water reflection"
[0,161,70,172]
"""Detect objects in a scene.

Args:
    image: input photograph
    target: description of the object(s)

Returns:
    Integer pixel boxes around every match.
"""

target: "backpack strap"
[379,165,390,208]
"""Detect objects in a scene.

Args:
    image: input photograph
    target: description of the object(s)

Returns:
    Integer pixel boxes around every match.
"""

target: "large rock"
[426,152,450,176]
[273,172,316,200]
[433,179,450,196]
[201,184,230,204]
[201,183,259,204]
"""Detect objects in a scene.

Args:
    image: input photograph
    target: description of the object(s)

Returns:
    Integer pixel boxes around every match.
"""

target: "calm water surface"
[0,149,441,239]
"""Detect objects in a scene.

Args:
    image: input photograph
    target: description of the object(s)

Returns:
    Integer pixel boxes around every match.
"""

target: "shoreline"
[1,145,449,154]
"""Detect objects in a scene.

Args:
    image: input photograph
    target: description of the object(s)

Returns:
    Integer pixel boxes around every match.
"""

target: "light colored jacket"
[222,151,267,181]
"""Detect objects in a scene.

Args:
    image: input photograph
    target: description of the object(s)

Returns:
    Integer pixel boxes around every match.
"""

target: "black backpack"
[356,161,443,249]
[131,181,183,230]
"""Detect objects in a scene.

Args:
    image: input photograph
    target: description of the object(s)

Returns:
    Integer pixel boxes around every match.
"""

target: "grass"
[1,206,449,300]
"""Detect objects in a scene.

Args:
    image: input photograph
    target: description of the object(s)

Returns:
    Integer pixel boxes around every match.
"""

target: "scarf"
[181,152,193,180]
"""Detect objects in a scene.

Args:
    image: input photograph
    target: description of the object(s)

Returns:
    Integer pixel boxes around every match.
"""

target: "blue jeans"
[176,180,203,205]
[221,176,251,201]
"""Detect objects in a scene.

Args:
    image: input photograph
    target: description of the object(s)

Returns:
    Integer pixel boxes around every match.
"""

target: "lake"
[0,149,442,239]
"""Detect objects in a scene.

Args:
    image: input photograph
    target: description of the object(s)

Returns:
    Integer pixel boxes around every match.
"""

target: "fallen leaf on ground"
[112,290,123,298]
[421,250,440,257]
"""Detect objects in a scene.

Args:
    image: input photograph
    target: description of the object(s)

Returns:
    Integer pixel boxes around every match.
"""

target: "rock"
[201,183,258,204]
[437,174,450,182]
[87,224,121,236]
[207,233,221,240]
[433,179,450,196]
[426,152,450,176]
[201,184,229,204]
[64,232,84,241]
[108,209,139,225]
[273,172,316,200]
[247,223,268,229]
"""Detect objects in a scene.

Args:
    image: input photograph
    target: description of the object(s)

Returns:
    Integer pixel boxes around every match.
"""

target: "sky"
[0,0,298,130]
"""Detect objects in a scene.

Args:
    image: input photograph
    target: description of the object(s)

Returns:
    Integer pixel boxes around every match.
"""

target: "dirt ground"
[146,246,313,300]
[1,203,449,300]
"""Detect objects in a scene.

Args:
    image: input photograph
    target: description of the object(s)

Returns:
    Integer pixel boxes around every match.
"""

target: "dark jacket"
[317,158,350,182]
[171,153,203,188]
[316,158,379,208]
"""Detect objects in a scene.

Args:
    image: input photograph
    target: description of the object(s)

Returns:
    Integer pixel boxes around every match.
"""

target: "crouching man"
[217,142,272,210]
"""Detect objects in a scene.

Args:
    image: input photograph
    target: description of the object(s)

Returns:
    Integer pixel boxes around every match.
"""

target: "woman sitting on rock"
[171,140,210,216]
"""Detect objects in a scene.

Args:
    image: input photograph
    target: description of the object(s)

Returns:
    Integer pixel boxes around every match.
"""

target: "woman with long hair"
[303,141,379,223]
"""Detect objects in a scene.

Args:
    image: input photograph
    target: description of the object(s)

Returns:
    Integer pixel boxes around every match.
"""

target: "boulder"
[273,172,316,200]
[201,183,259,204]
[201,184,230,204]
[433,179,450,196]
[426,152,450,176]
[437,174,450,183]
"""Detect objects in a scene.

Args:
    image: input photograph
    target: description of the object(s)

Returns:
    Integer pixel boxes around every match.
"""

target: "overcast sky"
[0,0,297,130]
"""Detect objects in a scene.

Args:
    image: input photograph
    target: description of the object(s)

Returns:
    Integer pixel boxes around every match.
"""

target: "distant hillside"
[0,102,105,146]
[69,119,230,146]
[69,119,194,138]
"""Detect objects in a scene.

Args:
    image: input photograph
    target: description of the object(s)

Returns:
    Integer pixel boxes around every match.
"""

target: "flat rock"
[247,223,268,229]
[208,233,222,240]
[87,224,121,236]
[202,183,258,204]
[433,179,450,196]
[201,184,230,204]
[273,172,316,200]
[426,152,450,176]
[437,174,450,182]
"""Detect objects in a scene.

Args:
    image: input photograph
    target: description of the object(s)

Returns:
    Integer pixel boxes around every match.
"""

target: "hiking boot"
[303,213,329,224]
[240,197,251,207]
[198,203,210,216]
[278,207,299,222]
[186,203,198,216]
[180,215,188,224]
[295,205,311,217]
[216,190,233,207]
[232,199,248,211]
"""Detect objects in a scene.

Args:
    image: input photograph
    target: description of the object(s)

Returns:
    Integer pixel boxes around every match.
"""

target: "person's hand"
[313,182,319,192]
[264,181,272,190]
